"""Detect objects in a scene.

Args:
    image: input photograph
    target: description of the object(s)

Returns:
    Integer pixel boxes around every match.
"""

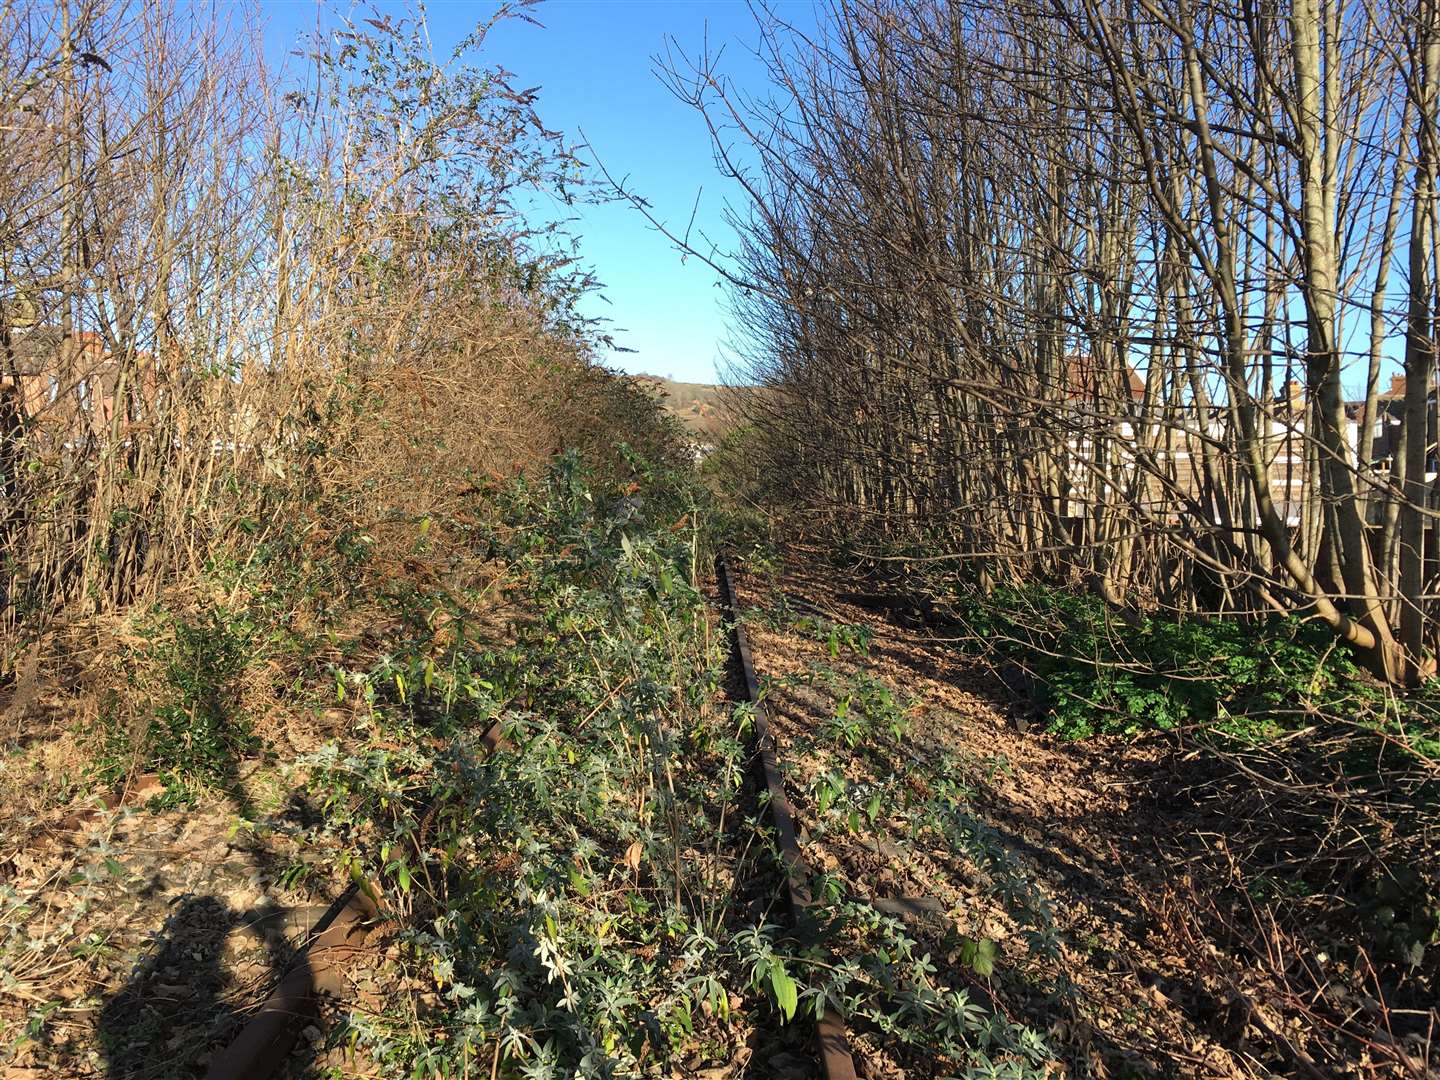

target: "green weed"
[952,582,1440,756]
[92,605,258,792]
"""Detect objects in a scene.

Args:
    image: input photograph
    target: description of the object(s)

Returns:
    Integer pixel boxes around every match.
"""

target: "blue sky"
[259,0,809,385]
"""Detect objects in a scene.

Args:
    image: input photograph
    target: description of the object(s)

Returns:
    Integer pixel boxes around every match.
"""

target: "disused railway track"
[199,556,859,1080]
[716,553,861,1080]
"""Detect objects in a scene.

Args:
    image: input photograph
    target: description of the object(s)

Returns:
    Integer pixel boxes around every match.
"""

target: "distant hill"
[632,375,737,442]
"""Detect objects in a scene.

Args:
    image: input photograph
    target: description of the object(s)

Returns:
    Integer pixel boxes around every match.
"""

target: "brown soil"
[0,760,338,1079]
[729,547,1435,1079]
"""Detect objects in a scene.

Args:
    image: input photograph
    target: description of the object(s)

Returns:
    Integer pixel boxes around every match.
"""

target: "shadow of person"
[98,895,239,1079]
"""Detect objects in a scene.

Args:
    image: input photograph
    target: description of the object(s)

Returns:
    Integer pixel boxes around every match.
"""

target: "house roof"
[4,328,116,376]
[1064,353,1146,400]
[4,327,65,375]
[1344,374,1435,414]
[1379,373,1409,399]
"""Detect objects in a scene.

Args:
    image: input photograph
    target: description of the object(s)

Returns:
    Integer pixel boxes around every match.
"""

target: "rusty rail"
[716,553,860,1080]
[205,720,508,1080]
[204,883,377,1080]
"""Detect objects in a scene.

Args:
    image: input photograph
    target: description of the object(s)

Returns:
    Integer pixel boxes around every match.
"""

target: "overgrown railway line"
[33,548,1059,1079]
[198,558,862,1080]
[27,538,1422,1077]
[716,554,860,1080]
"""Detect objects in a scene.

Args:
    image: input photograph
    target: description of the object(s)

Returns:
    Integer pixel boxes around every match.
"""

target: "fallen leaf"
[622,841,643,872]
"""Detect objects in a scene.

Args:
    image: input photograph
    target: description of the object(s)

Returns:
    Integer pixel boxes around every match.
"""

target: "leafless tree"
[663,0,1440,684]
[1,0,637,659]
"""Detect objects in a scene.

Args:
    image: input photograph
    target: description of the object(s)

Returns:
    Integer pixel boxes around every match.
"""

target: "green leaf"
[712,979,730,1021]
[960,936,998,976]
[769,959,798,1020]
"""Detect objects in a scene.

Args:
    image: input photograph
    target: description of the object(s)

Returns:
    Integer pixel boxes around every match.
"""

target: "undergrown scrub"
[90,604,260,797]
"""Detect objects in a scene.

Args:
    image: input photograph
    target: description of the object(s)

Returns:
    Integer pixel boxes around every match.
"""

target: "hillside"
[632,374,736,442]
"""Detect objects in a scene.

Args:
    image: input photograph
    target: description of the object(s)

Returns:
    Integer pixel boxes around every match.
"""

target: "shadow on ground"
[95,774,330,1078]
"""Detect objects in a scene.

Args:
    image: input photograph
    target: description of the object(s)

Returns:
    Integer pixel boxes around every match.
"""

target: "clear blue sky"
[259,0,811,385]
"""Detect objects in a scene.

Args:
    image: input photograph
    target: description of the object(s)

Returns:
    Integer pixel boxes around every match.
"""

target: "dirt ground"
[0,622,387,1080]
[0,588,525,1080]
[730,548,1436,1079]
[0,754,340,1079]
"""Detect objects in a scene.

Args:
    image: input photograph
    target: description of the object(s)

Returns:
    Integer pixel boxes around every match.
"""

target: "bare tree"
[1,0,630,659]
[659,0,1440,683]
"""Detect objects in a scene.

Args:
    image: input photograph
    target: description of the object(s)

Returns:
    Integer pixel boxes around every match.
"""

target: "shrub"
[94,605,257,790]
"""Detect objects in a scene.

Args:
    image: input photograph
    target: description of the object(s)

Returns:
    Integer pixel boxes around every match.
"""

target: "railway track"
[196,555,858,1080]
[716,553,861,1080]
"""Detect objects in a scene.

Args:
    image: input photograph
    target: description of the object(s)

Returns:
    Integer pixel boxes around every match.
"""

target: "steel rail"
[716,553,860,1080]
